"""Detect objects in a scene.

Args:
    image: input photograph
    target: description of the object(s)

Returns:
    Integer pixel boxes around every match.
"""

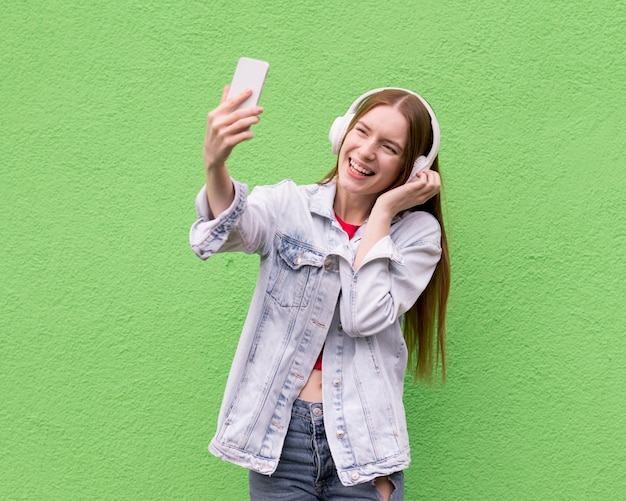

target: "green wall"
[2,1,625,499]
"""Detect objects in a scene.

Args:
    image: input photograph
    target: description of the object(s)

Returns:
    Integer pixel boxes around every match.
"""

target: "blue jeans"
[249,399,404,500]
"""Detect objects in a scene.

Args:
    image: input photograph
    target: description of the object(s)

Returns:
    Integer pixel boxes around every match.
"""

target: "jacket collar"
[307,178,405,226]
[307,180,337,220]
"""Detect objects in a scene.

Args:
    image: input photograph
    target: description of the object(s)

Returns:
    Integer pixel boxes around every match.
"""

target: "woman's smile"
[348,158,375,177]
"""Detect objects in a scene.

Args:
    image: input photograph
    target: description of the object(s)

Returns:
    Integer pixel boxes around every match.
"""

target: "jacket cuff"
[190,179,248,259]
[356,235,403,267]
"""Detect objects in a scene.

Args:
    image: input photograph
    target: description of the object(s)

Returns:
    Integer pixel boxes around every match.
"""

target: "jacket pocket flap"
[276,235,325,270]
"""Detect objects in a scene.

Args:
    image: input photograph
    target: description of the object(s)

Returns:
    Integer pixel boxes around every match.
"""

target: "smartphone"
[226,57,269,109]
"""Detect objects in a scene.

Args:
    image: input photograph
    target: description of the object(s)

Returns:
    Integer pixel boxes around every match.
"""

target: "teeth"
[349,159,373,176]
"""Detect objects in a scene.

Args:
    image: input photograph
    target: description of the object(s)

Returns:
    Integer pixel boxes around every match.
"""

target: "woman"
[190,86,450,500]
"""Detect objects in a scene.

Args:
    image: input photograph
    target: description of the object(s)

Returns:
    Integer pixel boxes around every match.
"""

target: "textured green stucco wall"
[2,1,625,499]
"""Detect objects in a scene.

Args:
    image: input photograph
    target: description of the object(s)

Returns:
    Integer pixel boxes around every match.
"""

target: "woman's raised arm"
[203,86,264,216]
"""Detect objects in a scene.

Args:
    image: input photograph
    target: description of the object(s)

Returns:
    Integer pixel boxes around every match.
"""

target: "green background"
[2,1,625,499]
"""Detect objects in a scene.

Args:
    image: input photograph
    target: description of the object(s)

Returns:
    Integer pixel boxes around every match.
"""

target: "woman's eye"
[355,127,367,135]
[383,144,397,154]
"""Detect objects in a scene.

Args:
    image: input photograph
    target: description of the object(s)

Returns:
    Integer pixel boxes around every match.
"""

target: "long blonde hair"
[321,89,450,383]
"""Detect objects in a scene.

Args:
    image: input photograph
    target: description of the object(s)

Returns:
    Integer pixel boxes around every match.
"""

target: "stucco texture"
[2,1,625,499]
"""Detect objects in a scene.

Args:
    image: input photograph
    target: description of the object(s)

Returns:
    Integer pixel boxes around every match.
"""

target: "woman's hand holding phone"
[203,86,264,172]
[204,57,268,170]
[203,87,264,216]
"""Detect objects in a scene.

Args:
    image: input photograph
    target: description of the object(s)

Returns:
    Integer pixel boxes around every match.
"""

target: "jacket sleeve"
[189,180,276,259]
[337,211,442,337]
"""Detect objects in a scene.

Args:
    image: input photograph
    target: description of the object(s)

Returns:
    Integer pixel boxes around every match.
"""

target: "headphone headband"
[329,87,440,175]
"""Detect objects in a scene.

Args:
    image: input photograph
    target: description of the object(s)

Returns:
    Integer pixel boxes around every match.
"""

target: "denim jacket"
[189,178,441,486]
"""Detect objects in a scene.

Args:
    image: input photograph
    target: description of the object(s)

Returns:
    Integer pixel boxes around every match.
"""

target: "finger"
[221,128,256,149]
[211,114,261,150]
[219,85,230,104]
[424,171,441,191]
[415,170,440,190]
[402,174,440,204]
[233,104,264,121]
[407,171,427,186]
[417,175,441,200]
[222,88,254,112]
[224,114,262,134]
[212,106,263,132]
[213,87,252,115]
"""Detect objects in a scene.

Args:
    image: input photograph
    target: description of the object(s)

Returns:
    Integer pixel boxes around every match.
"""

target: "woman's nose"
[360,139,377,158]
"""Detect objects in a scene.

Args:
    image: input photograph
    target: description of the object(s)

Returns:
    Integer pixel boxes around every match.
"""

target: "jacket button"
[336,430,345,439]
[324,257,337,272]
[351,471,360,481]
[332,378,341,387]
[295,256,302,265]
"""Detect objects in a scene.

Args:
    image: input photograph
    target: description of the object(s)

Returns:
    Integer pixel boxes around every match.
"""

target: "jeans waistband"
[291,398,324,423]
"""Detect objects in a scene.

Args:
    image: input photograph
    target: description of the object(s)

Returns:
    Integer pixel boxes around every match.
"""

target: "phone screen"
[226,57,269,109]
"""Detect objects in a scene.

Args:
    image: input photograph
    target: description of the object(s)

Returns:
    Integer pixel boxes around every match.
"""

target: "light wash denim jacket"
[189,178,441,486]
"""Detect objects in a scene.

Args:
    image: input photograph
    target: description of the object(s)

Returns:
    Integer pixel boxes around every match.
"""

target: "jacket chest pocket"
[267,234,325,308]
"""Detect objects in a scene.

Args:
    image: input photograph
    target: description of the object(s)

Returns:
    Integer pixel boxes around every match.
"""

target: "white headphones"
[328,87,441,176]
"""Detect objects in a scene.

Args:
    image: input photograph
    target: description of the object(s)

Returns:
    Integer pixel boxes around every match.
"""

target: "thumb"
[220,85,230,104]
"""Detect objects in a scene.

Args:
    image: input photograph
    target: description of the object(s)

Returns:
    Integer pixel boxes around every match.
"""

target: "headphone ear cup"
[407,156,427,180]
[413,156,427,174]
[329,114,353,154]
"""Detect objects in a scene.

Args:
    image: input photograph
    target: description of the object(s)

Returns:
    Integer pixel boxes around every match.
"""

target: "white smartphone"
[226,57,269,109]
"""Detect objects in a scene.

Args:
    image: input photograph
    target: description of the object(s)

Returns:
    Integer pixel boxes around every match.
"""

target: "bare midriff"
[298,369,323,402]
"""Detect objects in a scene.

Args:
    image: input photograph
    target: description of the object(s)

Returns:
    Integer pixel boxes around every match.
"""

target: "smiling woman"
[190,86,450,500]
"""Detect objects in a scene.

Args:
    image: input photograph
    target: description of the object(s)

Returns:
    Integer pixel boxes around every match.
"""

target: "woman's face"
[337,105,408,201]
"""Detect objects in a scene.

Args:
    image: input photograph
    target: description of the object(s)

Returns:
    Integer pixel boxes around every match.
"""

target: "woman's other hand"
[375,169,441,216]
[354,170,441,270]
